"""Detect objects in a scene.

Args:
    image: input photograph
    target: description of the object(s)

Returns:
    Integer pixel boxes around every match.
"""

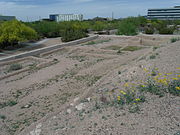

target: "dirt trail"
[0,35,179,135]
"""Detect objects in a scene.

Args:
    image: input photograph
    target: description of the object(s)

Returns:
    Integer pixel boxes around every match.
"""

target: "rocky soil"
[0,34,179,135]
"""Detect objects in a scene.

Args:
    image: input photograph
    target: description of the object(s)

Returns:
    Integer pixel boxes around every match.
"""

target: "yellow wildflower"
[141,85,146,87]
[177,67,180,70]
[124,83,129,87]
[143,68,149,72]
[158,73,162,76]
[175,87,180,90]
[155,68,159,70]
[178,75,180,77]
[153,76,159,81]
[166,73,172,75]
[172,78,178,80]
[135,98,141,101]
[133,103,137,105]
[157,78,168,85]
[163,75,167,78]
[117,96,121,101]
[120,90,126,95]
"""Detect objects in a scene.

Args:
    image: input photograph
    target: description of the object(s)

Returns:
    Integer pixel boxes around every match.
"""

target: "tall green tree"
[0,20,38,49]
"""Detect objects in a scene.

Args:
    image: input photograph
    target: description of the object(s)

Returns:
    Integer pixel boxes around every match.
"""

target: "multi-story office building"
[0,16,16,21]
[147,6,180,20]
[49,14,83,22]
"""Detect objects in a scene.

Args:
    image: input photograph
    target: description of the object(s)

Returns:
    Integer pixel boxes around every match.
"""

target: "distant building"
[49,14,83,22]
[0,16,16,21]
[147,6,180,20]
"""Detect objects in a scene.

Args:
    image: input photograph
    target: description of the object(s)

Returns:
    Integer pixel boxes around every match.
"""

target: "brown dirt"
[0,34,179,135]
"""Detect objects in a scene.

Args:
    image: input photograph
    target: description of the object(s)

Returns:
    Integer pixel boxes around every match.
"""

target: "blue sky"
[0,0,180,21]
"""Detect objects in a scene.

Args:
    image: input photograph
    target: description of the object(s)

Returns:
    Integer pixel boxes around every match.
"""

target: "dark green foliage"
[8,63,22,72]
[0,115,6,120]
[123,91,135,104]
[139,80,164,97]
[117,16,147,36]
[138,78,180,97]
[0,20,38,49]
[0,100,17,109]
[149,55,156,59]
[61,25,88,42]
[171,37,180,43]
[7,100,17,106]
[117,21,137,36]
[158,27,175,34]
[145,27,154,34]
[150,20,176,34]
[25,21,61,38]
[168,79,180,96]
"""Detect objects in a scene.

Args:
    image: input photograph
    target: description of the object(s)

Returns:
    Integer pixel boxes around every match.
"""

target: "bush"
[61,25,88,42]
[117,21,137,36]
[0,20,38,49]
[26,21,61,38]
[8,63,22,72]
[117,16,147,36]
[159,27,175,34]
[168,79,180,96]
[145,27,154,34]
[171,37,180,43]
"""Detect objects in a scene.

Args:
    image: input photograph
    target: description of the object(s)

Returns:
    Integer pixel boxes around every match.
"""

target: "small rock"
[75,103,85,111]
[67,109,71,114]
[87,97,91,102]
[24,104,30,108]
[70,103,74,106]
[74,97,79,102]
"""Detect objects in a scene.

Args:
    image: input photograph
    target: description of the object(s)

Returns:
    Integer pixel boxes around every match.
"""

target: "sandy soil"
[0,34,179,135]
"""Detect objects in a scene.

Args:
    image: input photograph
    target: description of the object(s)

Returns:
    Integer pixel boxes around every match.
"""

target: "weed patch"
[83,39,111,46]
[104,45,121,50]
[0,114,6,120]
[122,46,143,51]
[171,37,180,43]
[74,75,101,86]
[8,63,22,72]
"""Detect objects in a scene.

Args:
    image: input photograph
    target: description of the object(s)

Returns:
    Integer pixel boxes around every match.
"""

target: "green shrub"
[122,46,142,51]
[159,27,175,34]
[117,21,137,36]
[0,115,6,120]
[117,17,147,36]
[61,25,88,42]
[171,37,180,43]
[8,63,22,72]
[139,79,164,97]
[168,79,180,96]
[149,55,156,59]
[26,21,61,38]
[0,20,38,49]
[145,27,154,34]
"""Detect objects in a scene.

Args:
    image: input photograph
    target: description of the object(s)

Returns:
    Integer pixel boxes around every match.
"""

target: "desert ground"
[0,34,179,135]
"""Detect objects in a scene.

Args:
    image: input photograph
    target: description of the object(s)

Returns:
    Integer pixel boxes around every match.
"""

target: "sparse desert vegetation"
[0,34,180,135]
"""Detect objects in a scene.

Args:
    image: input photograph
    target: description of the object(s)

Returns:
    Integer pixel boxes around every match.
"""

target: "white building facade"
[147,6,180,20]
[50,14,83,22]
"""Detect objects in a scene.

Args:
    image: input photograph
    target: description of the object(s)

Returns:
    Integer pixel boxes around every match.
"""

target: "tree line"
[0,17,179,49]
